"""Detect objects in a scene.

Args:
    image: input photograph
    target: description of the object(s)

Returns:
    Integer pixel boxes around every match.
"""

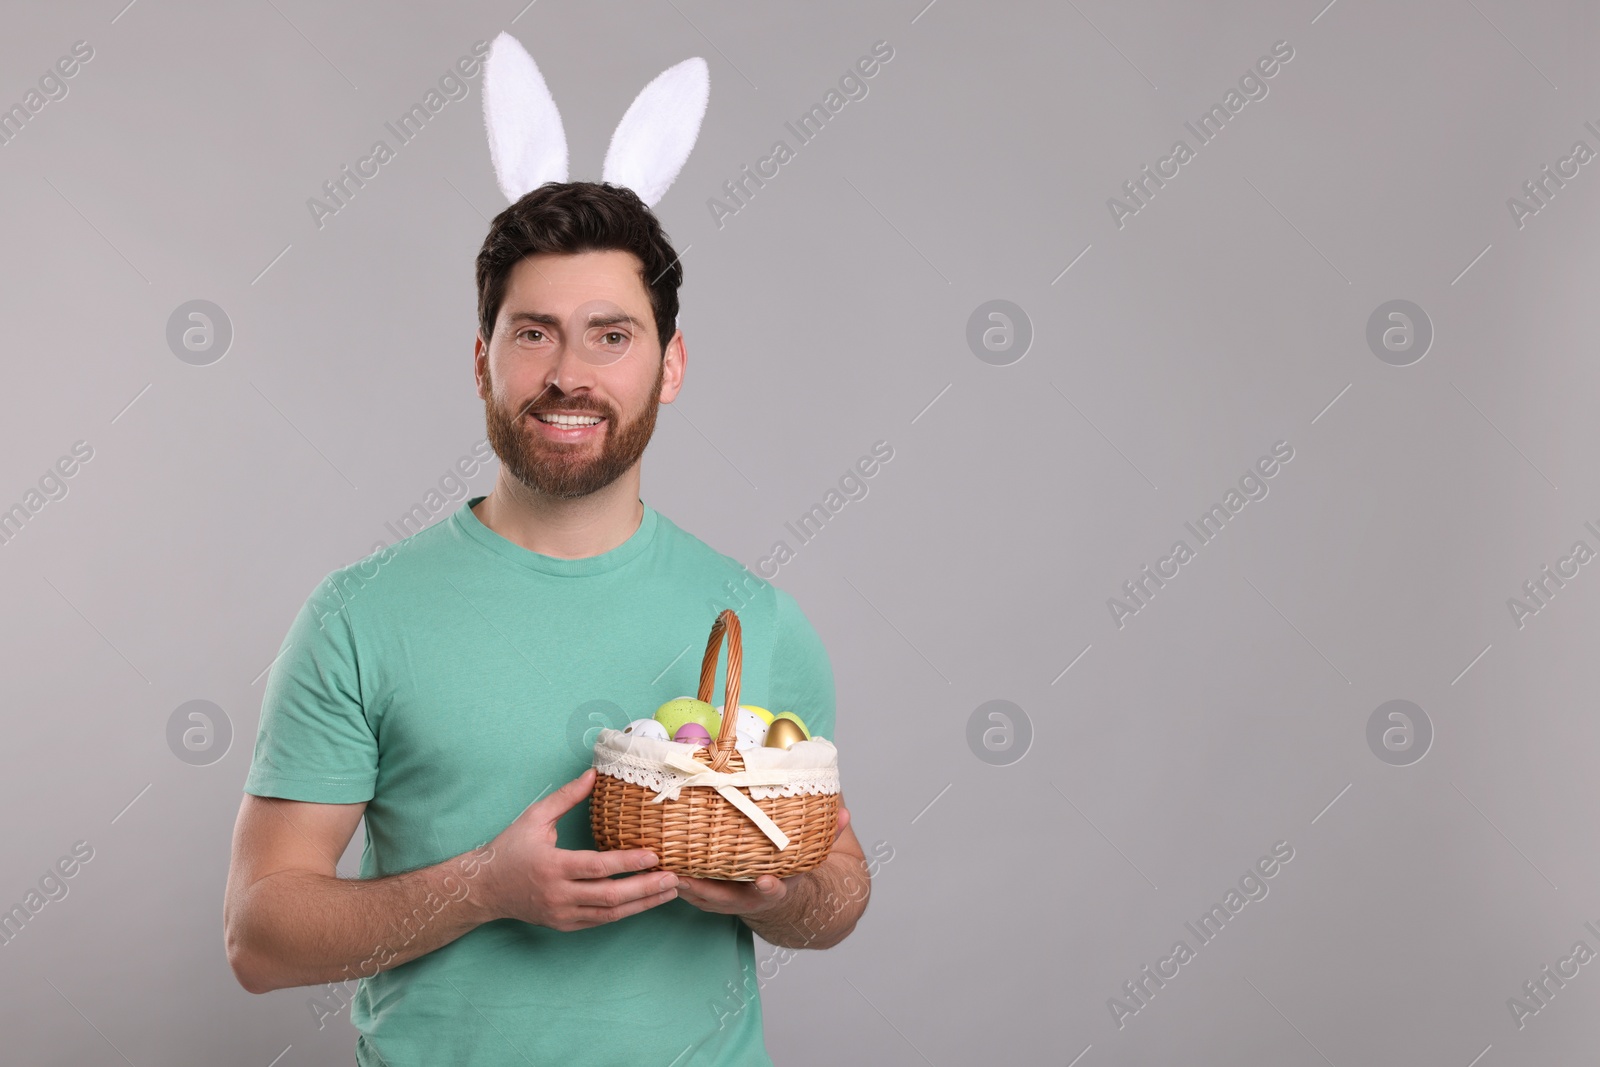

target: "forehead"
[501,249,651,318]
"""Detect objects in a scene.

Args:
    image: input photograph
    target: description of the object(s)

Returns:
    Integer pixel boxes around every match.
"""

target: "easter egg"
[655,697,720,737]
[621,718,668,741]
[733,708,769,748]
[762,717,807,750]
[718,703,775,725]
[673,722,713,747]
[772,711,810,740]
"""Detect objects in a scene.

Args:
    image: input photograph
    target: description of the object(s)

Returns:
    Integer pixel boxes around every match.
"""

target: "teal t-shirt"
[242,495,837,1066]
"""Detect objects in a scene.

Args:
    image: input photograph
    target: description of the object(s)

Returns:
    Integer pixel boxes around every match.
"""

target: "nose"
[542,333,599,397]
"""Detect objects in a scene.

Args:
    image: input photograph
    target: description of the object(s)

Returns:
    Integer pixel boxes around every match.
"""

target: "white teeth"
[535,413,603,427]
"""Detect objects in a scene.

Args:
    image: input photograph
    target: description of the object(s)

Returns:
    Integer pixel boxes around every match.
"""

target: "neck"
[472,469,644,559]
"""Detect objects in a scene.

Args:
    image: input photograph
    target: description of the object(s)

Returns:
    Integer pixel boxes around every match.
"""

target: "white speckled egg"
[621,718,669,741]
[734,708,768,748]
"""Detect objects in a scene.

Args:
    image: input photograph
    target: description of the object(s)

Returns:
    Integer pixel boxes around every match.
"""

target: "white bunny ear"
[602,57,710,207]
[482,32,569,202]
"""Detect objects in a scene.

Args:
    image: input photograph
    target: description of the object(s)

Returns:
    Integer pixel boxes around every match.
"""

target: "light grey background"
[2,0,1596,1063]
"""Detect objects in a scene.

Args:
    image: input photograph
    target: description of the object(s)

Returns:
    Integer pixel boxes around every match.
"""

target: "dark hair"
[475,181,682,356]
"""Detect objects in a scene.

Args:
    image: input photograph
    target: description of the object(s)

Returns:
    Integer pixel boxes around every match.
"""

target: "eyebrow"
[505,310,647,330]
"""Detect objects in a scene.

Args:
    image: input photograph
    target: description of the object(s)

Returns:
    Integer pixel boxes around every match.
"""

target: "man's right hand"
[479,767,679,932]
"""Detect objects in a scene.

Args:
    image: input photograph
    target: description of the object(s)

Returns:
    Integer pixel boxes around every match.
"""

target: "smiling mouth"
[531,412,605,427]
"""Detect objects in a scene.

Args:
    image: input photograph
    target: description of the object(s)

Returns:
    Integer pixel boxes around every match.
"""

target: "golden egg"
[773,712,809,738]
[762,717,808,750]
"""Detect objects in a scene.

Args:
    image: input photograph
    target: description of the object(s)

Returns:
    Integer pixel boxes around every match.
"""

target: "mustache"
[515,387,609,420]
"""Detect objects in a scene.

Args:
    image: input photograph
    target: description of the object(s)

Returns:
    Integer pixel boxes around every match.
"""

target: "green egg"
[654,697,720,737]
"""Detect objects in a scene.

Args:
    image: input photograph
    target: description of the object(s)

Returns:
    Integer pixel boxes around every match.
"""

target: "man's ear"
[474,334,491,400]
[659,328,686,404]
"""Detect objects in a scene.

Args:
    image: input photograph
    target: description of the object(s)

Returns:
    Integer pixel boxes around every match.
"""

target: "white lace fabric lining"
[592,728,840,800]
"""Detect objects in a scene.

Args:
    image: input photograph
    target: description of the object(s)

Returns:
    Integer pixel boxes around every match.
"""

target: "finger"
[574,885,680,927]
[562,847,660,880]
[834,806,850,841]
[568,871,679,910]
[535,768,596,825]
[672,885,735,913]
[679,876,761,908]
[753,874,787,900]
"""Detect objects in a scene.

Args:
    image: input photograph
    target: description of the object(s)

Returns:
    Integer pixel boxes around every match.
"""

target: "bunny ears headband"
[482,31,710,207]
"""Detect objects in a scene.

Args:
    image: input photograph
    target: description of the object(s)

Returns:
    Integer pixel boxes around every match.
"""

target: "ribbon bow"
[654,747,792,851]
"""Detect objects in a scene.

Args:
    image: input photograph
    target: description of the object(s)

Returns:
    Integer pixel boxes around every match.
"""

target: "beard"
[483,356,665,500]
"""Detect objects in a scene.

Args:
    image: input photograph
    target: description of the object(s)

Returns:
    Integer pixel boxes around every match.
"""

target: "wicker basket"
[589,608,840,880]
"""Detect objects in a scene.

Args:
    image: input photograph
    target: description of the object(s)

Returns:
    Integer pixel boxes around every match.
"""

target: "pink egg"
[673,722,712,747]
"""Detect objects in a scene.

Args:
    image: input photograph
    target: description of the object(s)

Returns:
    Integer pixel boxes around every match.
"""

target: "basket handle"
[696,609,743,772]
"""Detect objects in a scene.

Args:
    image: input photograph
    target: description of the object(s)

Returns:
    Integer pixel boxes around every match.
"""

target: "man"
[223,181,871,1065]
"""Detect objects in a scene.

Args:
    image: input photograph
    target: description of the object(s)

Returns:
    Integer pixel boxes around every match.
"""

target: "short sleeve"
[243,574,379,803]
[767,588,836,742]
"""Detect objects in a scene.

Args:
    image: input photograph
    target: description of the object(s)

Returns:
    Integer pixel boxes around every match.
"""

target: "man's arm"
[675,799,870,950]
[224,769,676,994]
[223,794,497,994]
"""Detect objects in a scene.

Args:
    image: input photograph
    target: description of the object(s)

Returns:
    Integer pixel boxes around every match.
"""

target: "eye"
[602,331,628,346]
[517,328,546,343]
